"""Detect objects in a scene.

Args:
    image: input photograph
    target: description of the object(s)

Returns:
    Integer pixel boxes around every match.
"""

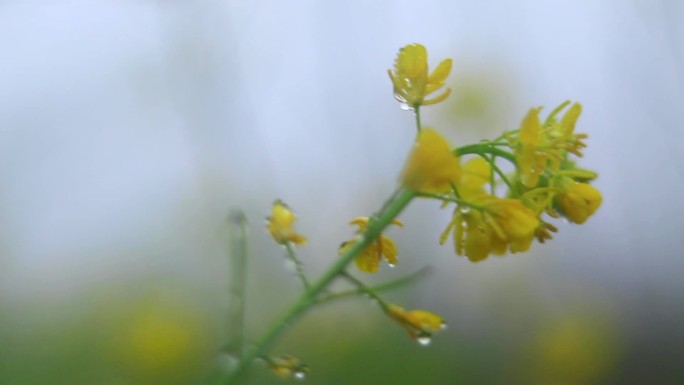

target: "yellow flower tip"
[401,129,461,192]
[268,355,308,380]
[389,44,452,108]
[561,102,583,136]
[428,58,453,85]
[519,107,542,145]
[558,182,602,224]
[515,107,549,188]
[267,200,308,245]
[387,304,446,340]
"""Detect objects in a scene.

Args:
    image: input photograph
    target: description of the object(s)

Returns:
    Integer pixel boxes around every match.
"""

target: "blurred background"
[1,1,683,384]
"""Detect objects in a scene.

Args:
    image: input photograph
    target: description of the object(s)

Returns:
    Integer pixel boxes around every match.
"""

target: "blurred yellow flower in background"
[105,295,212,384]
[528,313,620,385]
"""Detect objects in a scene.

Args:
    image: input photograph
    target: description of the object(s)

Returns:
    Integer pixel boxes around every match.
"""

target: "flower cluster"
[240,43,603,383]
[387,44,601,262]
[406,102,601,262]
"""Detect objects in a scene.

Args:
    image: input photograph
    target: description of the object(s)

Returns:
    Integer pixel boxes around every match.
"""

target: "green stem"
[487,155,496,195]
[284,242,310,289]
[416,191,485,210]
[456,143,516,163]
[478,154,515,193]
[316,267,431,304]
[414,107,422,132]
[226,211,248,355]
[223,188,415,384]
[340,271,391,312]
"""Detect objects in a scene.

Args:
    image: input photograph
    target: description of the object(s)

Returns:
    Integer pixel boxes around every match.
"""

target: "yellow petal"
[355,246,381,273]
[428,58,453,85]
[400,129,461,192]
[519,108,541,145]
[380,236,398,266]
[561,103,582,137]
[395,43,428,80]
[267,200,307,245]
[559,182,602,224]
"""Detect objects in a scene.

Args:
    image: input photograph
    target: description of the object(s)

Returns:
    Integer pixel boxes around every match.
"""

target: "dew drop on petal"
[398,101,414,111]
[416,336,432,346]
[293,370,307,380]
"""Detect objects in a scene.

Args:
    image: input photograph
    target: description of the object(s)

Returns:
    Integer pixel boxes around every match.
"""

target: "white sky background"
[0,0,683,303]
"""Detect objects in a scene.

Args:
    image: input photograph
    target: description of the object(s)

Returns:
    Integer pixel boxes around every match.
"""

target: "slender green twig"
[223,188,416,384]
[416,191,485,210]
[414,107,422,132]
[487,155,496,195]
[340,271,391,311]
[316,267,431,304]
[456,143,516,163]
[284,242,310,289]
[478,154,515,193]
[226,211,248,355]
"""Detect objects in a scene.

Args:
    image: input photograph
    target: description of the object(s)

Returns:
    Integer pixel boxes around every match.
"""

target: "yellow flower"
[558,102,588,158]
[387,304,445,341]
[482,197,539,252]
[267,355,308,379]
[515,107,548,188]
[400,129,461,192]
[340,217,403,273]
[441,196,539,261]
[557,182,602,224]
[458,157,491,200]
[267,200,307,245]
[388,43,452,109]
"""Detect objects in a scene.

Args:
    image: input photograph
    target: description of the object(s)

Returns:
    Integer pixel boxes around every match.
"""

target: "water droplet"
[416,335,432,346]
[398,101,413,111]
[440,322,448,331]
[388,263,396,268]
[394,93,414,111]
[284,259,297,272]
[217,352,239,371]
[459,206,471,215]
[293,370,307,380]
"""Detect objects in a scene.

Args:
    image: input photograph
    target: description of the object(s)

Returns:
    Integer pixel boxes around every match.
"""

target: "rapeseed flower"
[400,129,461,192]
[458,157,491,200]
[388,43,452,109]
[556,181,602,224]
[267,200,307,245]
[387,304,445,341]
[340,217,403,273]
[441,196,539,261]
[515,107,549,188]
